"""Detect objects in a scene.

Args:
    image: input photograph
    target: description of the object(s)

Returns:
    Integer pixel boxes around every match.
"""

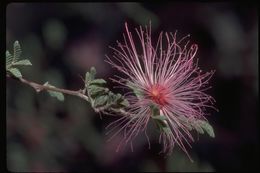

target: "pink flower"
[105,22,216,159]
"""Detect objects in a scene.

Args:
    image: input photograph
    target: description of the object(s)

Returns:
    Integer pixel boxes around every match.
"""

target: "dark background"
[6,2,259,172]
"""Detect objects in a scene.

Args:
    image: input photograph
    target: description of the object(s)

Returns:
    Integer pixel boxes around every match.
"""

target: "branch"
[6,40,130,117]
[6,74,89,102]
[6,74,129,116]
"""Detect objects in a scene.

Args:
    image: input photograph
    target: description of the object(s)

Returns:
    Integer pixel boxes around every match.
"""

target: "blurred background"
[6,2,258,172]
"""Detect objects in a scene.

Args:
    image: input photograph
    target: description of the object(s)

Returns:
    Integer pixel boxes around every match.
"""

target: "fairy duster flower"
[106,22,216,160]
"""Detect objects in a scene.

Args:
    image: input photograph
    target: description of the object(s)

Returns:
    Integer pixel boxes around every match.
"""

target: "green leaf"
[90,67,96,77]
[43,82,65,101]
[197,120,215,138]
[151,115,167,121]
[177,116,193,130]
[149,104,171,133]
[6,51,13,63]
[153,117,170,134]
[83,67,129,112]
[89,79,106,86]
[119,99,129,107]
[48,90,64,101]
[93,95,108,107]
[127,81,143,98]
[106,91,116,103]
[179,116,215,138]
[84,72,91,86]
[88,85,108,97]
[13,41,22,61]
[150,104,160,116]
[162,126,171,134]
[84,67,97,86]
[8,68,22,78]
[109,94,126,108]
[193,124,204,134]
[103,91,128,109]
[153,115,168,128]
[115,93,124,102]
[6,50,12,59]
[13,59,32,66]
[107,91,119,105]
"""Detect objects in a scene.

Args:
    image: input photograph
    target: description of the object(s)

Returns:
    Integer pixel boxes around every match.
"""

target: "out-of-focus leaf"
[141,160,160,172]
[115,93,123,103]
[166,148,215,171]
[193,123,204,134]
[177,116,193,131]
[162,126,171,134]
[151,115,167,121]
[150,104,171,134]
[197,120,215,138]
[178,116,215,138]
[150,104,160,116]
[7,144,29,171]
[127,81,143,98]
[43,19,67,50]
[90,67,96,76]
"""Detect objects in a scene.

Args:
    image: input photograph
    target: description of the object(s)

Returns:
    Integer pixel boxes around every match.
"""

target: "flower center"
[149,84,168,106]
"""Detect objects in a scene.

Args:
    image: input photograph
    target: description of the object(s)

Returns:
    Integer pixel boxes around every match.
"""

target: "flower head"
[106,22,216,159]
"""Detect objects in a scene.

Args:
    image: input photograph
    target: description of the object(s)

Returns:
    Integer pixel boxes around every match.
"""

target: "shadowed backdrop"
[6,2,258,172]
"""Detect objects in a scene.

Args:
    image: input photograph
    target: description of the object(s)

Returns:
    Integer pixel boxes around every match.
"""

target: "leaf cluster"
[150,104,215,138]
[6,41,32,78]
[84,67,129,113]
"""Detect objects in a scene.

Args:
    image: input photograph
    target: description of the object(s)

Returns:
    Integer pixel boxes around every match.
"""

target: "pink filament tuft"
[105,22,216,159]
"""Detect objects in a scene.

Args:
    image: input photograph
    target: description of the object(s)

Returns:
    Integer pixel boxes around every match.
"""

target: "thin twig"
[6,74,89,102]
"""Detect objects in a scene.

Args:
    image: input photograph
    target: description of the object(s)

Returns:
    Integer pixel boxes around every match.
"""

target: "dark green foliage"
[150,104,171,134]
[126,81,143,99]
[5,41,129,112]
[8,68,22,78]
[177,115,215,138]
[149,104,215,137]
[43,82,65,101]
[84,67,129,113]
[6,41,32,78]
